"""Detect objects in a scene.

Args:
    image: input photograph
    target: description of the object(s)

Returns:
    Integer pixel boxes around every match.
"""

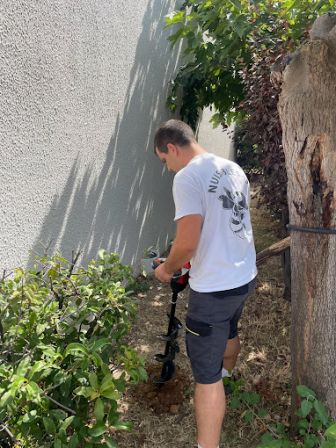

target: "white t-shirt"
[173,152,257,292]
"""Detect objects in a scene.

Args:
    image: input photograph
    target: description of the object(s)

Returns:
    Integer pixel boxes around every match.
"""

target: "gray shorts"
[185,278,256,384]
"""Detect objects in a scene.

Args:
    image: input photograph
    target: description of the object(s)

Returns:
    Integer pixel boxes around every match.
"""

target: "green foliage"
[166,0,334,218]
[166,0,334,128]
[234,119,261,175]
[0,251,147,447]
[225,377,268,425]
[257,385,335,448]
[224,379,336,447]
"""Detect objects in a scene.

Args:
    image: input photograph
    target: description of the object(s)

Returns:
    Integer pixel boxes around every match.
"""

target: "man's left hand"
[154,262,173,283]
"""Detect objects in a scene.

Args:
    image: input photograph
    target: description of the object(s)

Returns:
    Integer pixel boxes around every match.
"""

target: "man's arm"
[154,214,203,282]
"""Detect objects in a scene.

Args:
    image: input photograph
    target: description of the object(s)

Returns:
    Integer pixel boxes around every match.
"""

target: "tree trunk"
[278,14,336,418]
[281,208,291,302]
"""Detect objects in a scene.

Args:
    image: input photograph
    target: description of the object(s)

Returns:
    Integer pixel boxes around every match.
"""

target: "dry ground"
[116,193,291,448]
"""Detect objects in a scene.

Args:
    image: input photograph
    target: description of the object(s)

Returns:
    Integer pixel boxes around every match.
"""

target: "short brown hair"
[154,119,196,154]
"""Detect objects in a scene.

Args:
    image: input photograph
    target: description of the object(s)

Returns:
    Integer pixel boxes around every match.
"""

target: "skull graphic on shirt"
[218,188,248,238]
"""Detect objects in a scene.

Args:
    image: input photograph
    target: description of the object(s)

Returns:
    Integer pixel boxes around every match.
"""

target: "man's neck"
[181,143,207,166]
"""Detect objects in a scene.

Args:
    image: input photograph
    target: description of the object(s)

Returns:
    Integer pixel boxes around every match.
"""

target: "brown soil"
[116,191,291,448]
[133,364,191,415]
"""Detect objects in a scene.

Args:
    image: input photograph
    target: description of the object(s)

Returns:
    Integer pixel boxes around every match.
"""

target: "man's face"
[155,146,181,172]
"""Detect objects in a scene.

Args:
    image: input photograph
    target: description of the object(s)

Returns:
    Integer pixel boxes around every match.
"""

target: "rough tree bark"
[278,13,336,418]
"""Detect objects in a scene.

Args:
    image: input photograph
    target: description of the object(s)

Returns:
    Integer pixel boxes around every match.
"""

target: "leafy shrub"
[165,0,333,219]
[165,0,333,128]
[258,383,336,447]
[239,40,288,221]
[0,251,147,448]
[234,119,261,176]
[224,378,336,448]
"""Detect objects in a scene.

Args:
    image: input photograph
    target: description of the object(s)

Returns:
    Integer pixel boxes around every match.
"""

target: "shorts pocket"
[185,316,212,337]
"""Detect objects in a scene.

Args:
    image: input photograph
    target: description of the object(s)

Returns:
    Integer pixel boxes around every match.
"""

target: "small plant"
[225,377,268,425]
[223,378,336,448]
[225,377,336,448]
[0,250,147,448]
[258,385,335,448]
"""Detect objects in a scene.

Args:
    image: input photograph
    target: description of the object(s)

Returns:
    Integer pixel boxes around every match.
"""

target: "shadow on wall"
[27,0,180,270]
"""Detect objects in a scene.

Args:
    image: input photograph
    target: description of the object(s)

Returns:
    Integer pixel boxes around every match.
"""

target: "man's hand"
[154,262,173,283]
[154,214,202,283]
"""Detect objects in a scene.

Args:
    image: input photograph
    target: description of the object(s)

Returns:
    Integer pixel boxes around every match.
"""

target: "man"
[153,119,257,448]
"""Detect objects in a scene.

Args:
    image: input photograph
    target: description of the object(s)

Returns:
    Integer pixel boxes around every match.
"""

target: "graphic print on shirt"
[218,188,248,238]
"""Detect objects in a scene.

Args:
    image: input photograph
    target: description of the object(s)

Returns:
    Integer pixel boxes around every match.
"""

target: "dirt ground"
[116,193,291,448]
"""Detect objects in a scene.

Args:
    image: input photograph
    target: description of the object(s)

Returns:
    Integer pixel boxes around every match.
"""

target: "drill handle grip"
[152,258,190,292]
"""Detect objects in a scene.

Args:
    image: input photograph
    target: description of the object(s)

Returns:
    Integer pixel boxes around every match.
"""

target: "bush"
[224,378,336,448]
[0,250,147,448]
[234,119,261,176]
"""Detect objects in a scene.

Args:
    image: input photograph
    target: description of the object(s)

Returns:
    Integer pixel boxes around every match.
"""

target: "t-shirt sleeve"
[172,173,204,221]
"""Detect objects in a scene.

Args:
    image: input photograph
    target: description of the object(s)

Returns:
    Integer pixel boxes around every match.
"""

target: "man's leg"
[223,278,256,373]
[195,380,225,448]
[223,335,240,371]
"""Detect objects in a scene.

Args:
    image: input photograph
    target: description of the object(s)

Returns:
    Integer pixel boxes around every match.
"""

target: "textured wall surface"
[0,0,181,271]
[197,108,235,160]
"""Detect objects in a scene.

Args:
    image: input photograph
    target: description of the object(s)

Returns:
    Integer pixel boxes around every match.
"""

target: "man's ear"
[167,143,179,155]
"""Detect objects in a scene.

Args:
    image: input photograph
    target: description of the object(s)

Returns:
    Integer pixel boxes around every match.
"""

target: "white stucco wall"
[197,108,235,160]
[0,0,182,272]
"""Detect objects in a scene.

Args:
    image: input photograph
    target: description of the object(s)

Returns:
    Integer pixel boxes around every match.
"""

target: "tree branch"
[256,236,291,266]
[68,251,81,278]
[1,270,12,281]
[0,319,4,343]
[43,393,76,415]
[0,424,16,443]
[50,278,63,309]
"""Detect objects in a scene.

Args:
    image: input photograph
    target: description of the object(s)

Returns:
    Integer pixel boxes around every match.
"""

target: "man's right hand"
[154,262,173,283]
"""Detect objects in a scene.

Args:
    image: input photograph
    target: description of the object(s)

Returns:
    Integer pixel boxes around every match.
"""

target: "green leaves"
[165,10,186,27]
[89,372,99,389]
[0,390,13,407]
[229,396,241,409]
[325,422,336,440]
[43,416,57,434]
[65,342,89,357]
[314,400,330,426]
[100,386,118,400]
[14,267,24,283]
[297,385,316,400]
[300,400,313,418]
[296,384,331,436]
[241,391,261,406]
[320,442,336,448]
[0,251,146,447]
[94,398,105,422]
[165,0,335,129]
[258,408,269,418]
[89,422,107,437]
[104,436,118,448]
[68,434,79,448]
[111,421,132,431]
[255,381,335,448]
[243,409,254,423]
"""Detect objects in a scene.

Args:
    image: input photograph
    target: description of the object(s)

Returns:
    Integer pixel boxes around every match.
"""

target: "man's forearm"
[164,241,195,274]
[162,214,202,275]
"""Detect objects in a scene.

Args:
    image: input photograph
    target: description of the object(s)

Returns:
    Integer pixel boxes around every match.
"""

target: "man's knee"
[195,380,223,393]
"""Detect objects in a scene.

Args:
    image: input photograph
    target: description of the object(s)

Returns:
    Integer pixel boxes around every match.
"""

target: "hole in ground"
[133,364,192,414]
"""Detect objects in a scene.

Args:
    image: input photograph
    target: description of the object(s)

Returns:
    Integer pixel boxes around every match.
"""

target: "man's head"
[154,119,198,172]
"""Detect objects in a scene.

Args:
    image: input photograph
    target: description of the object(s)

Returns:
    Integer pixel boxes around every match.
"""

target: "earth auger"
[152,258,190,384]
